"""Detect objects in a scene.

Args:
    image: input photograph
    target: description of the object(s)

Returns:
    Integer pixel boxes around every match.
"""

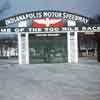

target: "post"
[18,20,27,64]
[67,32,78,63]
[26,33,29,64]
[74,32,78,63]
[67,31,71,63]
[18,33,22,64]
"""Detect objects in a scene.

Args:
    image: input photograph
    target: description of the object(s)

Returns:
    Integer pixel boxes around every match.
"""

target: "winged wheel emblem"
[32,18,63,27]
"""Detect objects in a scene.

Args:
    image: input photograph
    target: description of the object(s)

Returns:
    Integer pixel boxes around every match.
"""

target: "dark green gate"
[29,33,67,64]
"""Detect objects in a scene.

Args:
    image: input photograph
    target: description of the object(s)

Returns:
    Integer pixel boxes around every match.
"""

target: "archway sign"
[0,26,100,33]
[0,10,100,64]
[0,10,99,32]
[0,10,89,25]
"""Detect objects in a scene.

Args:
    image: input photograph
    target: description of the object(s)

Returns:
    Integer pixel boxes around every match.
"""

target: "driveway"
[0,63,100,100]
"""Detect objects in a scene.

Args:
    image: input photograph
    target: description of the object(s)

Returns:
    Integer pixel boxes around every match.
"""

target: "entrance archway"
[0,10,100,64]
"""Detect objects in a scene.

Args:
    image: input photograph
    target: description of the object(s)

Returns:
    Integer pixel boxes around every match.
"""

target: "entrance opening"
[29,33,67,64]
[0,34,18,64]
[78,32,97,64]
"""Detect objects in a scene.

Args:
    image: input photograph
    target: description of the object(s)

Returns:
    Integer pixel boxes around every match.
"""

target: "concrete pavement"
[0,62,100,100]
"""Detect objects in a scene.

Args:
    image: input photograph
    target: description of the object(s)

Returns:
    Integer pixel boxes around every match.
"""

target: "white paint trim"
[18,33,22,64]
[26,33,29,64]
[67,32,71,63]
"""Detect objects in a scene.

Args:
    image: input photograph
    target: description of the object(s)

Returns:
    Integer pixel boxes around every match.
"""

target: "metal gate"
[29,33,67,64]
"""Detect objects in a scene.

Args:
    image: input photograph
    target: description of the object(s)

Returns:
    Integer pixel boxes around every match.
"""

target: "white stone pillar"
[21,34,26,64]
[25,33,29,64]
[18,33,22,64]
[67,32,78,63]
[18,33,28,64]
[67,31,71,63]
[18,20,28,64]
[74,32,78,63]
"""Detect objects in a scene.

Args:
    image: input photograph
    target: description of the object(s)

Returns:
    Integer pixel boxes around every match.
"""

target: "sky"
[0,0,100,19]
